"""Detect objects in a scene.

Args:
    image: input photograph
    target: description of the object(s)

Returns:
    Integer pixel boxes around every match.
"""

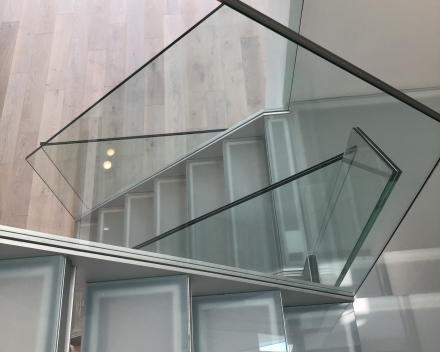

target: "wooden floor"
[0,0,274,237]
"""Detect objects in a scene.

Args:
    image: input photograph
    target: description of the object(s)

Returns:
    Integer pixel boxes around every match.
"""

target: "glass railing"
[25,0,440,293]
[26,3,300,218]
[137,127,400,287]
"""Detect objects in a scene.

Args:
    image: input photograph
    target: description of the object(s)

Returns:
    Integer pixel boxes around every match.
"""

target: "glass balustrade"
[27,4,298,218]
[139,127,400,288]
[24,0,440,293]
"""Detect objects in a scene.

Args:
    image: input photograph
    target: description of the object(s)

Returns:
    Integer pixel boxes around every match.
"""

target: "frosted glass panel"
[81,275,190,352]
[98,207,125,246]
[124,193,154,248]
[284,303,361,352]
[193,291,287,352]
[0,256,67,352]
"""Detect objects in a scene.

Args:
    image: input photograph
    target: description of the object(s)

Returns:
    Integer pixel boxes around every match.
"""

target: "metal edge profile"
[278,291,290,352]
[56,257,74,352]
[187,275,193,352]
[217,0,440,124]
[353,127,402,177]
[0,226,353,298]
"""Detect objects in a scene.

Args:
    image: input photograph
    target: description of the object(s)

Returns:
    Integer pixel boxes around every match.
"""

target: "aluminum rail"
[218,0,440,123]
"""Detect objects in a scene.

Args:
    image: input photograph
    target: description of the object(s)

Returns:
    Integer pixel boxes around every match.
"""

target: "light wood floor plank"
[36,0,57,34]
[83,50,107,122]
[182,12,208,131]
[87,0,109,51]
[165,0,181,16]
[57,0,75,14]
[3,0,25,22]
[10,0,41,74]
[145,0,164,39]
[0,162,13,223]
[38,89,65,141]
[105,23,126,87]
[109,0,127,24]
[59,0,88,134]
[19,32,53,135]
[46,14,74,91]
[27,174,56,233]
[126,0,145,74]
[145,38,164,106]
[0,73,28,163]
[0,22,19,114]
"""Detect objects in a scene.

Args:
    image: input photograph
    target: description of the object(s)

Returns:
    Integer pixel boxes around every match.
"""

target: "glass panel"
[284,303,361,352]
[81,275,190,352]
[193,291,287,352]
[28,4,297,219]
[23,0,440,295]
[314,128,400,287]
[0,256,67,352]
[27,149,87,217]
[287,46,440,291]
[140,159,341,277]
[40,131,219,215]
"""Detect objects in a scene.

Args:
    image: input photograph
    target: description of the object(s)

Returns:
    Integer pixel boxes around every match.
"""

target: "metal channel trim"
[0,226,353,299]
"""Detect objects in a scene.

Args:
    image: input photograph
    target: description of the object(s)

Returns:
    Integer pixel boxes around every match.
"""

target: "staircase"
[73,113,313,277]
[11,0,440,351]
[0,254,352,352]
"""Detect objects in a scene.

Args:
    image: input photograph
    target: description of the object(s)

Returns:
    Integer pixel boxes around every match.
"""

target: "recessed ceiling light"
[107,149,115,156]
[103,227,109,231]
[103,161,112,169]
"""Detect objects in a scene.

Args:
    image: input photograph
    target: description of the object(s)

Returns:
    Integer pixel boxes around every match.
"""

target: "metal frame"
[218,0,440,123]
[0,225,353,299]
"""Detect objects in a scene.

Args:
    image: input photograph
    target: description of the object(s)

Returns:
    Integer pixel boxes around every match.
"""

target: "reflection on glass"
[314,128,400,287]
[0,256,68,352]
[81,275,190,352]
[284,303,361,352]
[193,291,287,352]
[140,158,341,277]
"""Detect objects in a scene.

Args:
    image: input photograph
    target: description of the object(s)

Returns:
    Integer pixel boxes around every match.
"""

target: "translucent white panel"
[223,138,280,273]
[0,256,67,352]
[124,193,154,248]
[284,303,361,352]
[193,291,287,352]
[154,177,188,257]
[81,275,190,352]
[187,158,231,266]
[98,207,125,246]
[265,115,310,271]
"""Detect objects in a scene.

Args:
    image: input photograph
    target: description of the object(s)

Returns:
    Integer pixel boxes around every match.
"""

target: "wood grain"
[36,0,57,34]
[57,0,76,14]
[10,0,41,74]
[3,0,25,22]
[46,14,74,91]
[0,73,28,163]
[0,22,19,114]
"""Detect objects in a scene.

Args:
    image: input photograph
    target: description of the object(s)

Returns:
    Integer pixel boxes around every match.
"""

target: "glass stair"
[26,0,440,296]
